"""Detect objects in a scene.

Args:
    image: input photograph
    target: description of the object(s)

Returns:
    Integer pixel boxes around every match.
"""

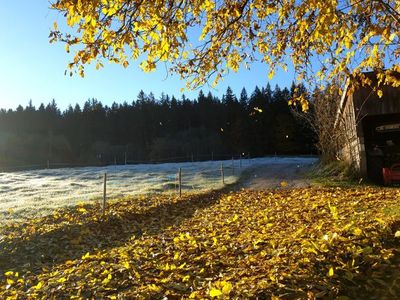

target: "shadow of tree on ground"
[0,190,226,279]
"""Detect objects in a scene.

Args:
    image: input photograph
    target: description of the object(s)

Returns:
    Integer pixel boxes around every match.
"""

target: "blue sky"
[0,1,296,111]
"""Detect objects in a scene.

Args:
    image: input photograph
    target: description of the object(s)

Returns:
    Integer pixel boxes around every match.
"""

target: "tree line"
[0,83,316,169]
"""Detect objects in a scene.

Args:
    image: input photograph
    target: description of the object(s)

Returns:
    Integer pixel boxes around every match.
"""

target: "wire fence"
[1,155,318,224]
[0,153,250,173]
[0,155,258,223]
[101,160,244,214]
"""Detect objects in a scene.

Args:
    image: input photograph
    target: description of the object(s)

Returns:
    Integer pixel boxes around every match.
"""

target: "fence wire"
[1,156,318,224]
[0,152,251,173]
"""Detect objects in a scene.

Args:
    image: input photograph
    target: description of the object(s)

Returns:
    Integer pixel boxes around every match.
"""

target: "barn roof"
[334,71,400,129]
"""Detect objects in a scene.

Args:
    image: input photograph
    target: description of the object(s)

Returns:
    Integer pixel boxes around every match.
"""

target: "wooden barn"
[335,72,400,183]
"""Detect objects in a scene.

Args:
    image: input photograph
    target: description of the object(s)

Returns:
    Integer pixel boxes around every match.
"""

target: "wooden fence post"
[102,173,107,216]
[221,163,225,185]
[211,151,214,161]
[47,160,50,169]
[232,157,234,175]
[239,154,242,168]
[178,168,182,197]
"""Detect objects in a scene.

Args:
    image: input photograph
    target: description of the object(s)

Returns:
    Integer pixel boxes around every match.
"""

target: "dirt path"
[237,162,315,190]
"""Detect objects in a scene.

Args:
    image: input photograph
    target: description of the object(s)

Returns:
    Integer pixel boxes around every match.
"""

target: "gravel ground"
[237,161,316,190]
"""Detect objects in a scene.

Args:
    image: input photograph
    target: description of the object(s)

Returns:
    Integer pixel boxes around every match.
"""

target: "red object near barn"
[383,164,400,186]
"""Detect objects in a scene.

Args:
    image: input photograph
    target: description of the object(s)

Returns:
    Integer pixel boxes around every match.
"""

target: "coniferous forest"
[0,83,316,169]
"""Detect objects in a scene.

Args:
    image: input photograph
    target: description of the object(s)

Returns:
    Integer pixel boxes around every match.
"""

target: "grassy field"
[0,157,317,225]
[1,185,400,299]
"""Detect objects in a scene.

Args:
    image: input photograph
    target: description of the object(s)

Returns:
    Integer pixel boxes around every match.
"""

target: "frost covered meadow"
[0,156,317,223]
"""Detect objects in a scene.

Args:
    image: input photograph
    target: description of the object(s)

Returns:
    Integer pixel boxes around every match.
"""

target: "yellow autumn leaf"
[122,261,130,269]
[178,262,186,269]
[160,277,170,283]
[328,267,334,277]
[301,100,309,112]
[102,274,112,285]
[268,69,275,80]
[34,281,43,290]
[77,207,87,213]
[209,288,223,297]
[147,284,162,292]
[221,282,233,294]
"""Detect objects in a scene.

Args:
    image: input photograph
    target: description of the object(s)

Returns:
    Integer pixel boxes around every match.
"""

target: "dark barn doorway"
[362,113,400,184]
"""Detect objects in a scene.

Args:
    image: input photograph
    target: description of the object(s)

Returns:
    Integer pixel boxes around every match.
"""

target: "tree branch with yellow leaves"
[50,0,400,109]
